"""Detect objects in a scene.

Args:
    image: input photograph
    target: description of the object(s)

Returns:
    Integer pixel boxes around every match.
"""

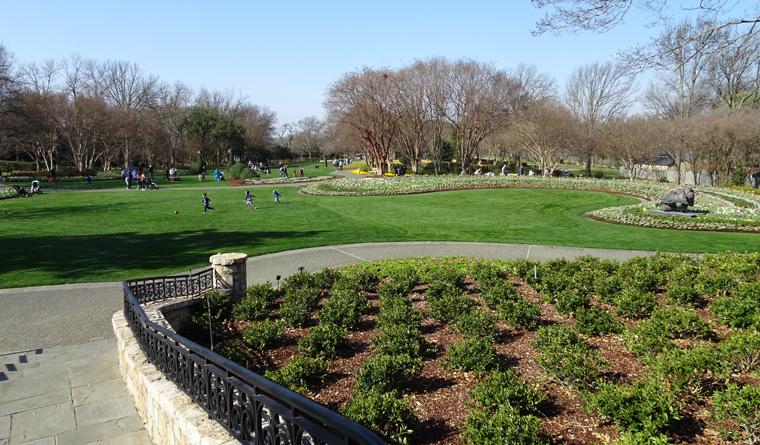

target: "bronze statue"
[658,187,695,212]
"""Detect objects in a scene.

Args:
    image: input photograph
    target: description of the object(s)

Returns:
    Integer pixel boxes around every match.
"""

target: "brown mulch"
[222,278,755,445]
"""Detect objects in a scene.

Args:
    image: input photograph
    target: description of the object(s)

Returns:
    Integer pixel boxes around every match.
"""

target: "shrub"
[313,267,341,290]
[532,324,608,388]
[711,295,760,329]
[462,405,553,445]
[378,280,412,300]
[470,262,507,289]
[452,309,498,340]
[711,383,760,445]
[574,306,623,336]
[583,380,680,437]
[341,268,380,292]
[281,271,320,295]
[444,337,498,373]
[384,264,420,293]
[317,291,371,329]
[377,296,423,328]
[340,390,418,444]
[554,288,591,315]
[467,368,546,415]
[372,324,429,358]
[283,284,323,310]
[666,282,705,307]
[594,274,623,305]
[239,167,259,179]
[535,272,570,298]
[226,162,247,179]
[242,319,284,351]
[264,356,330,394]
[427,292,475,322]
[426,280,466,302]
[425,266,466,288]
[215,340,248,366]
[178,290,234,340]
[615,287,658,319]
[720,330,760,373]
[299,323,350,359]
[355,354,422,393]
[648,346,726,400]
[480,280,519,309]
[278,301,311,328]
[650,307,714,340]
[232,283,278,321]
[497,298,541,329]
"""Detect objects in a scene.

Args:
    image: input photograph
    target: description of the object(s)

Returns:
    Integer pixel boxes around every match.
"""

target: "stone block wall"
[112,311,239,445]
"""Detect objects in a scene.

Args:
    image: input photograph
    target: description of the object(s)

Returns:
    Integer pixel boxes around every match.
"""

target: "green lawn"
[2,187,758,288]
[3,161,337,191]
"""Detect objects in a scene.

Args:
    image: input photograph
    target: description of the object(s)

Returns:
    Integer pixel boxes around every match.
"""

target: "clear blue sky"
[1,0,675,125]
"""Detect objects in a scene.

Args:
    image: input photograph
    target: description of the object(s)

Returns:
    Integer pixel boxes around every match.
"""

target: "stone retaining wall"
[112,309,238,445]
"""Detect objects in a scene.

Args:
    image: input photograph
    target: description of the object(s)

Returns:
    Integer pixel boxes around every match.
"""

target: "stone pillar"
[209,253,248,300]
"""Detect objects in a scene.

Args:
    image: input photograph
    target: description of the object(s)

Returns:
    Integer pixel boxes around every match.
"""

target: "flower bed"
[241,176,331,186]
[186,254,760,444]
[303,176,760,232]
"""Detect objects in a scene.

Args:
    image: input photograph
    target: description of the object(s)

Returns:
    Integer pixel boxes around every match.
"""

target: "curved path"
[0,240,659,444]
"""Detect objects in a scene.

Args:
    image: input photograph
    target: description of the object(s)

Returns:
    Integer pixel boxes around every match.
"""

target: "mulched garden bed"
[216,274,756,444]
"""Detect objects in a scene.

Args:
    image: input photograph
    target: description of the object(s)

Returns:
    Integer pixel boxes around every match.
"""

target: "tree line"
[324,14,760,185]
[0,49,285,173]
[2,6,760,186]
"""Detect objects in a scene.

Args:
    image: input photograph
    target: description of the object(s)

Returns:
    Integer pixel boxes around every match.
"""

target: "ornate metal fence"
[123,268,384,445]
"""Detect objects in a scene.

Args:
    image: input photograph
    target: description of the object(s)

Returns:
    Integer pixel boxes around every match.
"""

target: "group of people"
[123,166,158,190]
[201,189,282,214]
[165,166,180,181]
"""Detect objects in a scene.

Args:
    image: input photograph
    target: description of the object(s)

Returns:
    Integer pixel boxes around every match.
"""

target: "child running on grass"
[245,190,256,209]
[273,189,281,204]
[202,193,215,213]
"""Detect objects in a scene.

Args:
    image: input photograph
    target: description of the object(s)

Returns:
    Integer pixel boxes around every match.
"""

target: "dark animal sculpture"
[658,187,695,212]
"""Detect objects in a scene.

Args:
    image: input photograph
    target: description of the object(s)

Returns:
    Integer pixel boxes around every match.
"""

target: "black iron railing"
[123,268,384,445]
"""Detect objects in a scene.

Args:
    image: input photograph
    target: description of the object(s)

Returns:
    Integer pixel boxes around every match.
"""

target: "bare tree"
[0,44,18,114]
[639,17,719,119]
[19,59,60,94]
[603,116,663,180]
[532,0,760,41]
[62,96,109,172]
[512,100,577,175]
[325,67,402,175]
[696,110,759,186]
[61,53,91,100]
[565,61,634,176]
[705,29,760,110]
[87,60,160,111]
[5,91,67,171]
[292,116,326,161]
[395,61,432,174]
[419,57,452,175]
[153,81,193,166]
[195,87,248,118]
[237,104,276,150]
[442,59,519,174]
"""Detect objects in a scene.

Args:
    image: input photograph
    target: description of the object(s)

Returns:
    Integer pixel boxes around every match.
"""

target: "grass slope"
[2,187,759,288]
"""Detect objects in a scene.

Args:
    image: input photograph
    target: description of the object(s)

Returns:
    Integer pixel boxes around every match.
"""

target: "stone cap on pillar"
[209,252,248,266]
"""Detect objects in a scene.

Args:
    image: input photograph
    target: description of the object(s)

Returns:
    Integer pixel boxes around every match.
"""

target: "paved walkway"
[0,242,659,444]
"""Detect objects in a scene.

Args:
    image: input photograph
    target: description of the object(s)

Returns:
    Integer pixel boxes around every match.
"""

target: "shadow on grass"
[1,228,324,283]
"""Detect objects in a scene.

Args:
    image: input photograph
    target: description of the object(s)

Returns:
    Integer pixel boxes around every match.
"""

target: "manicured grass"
[2,187,759,288]
[3,161,337,191]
